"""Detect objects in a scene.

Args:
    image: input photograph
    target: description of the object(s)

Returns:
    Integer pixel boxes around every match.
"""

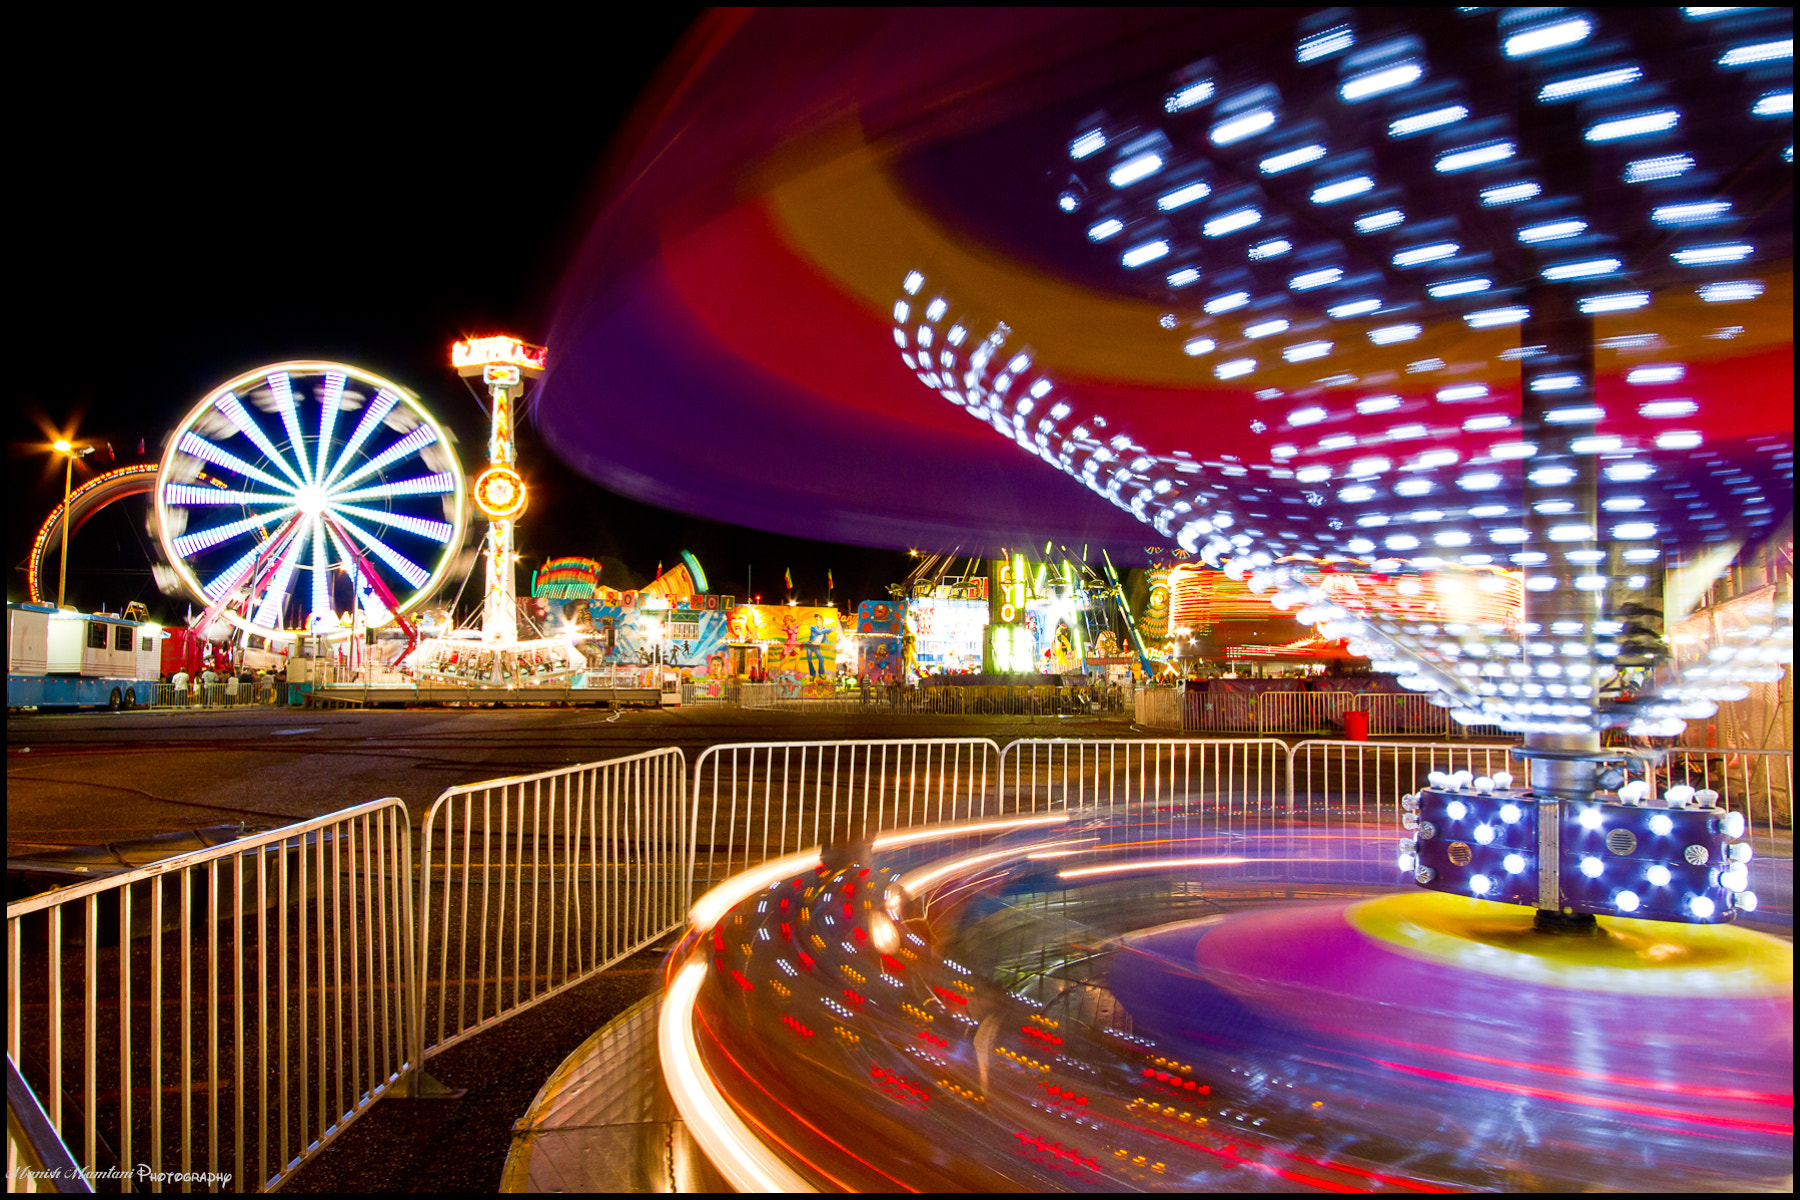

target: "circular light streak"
[473,465,529,520]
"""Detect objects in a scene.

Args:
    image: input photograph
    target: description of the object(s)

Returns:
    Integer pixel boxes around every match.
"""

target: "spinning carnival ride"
[152,361,467,647]
[570,9,1794,1192]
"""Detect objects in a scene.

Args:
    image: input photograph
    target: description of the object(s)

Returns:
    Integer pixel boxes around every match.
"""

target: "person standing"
[224,670,240,708]
[200,666,219,708]
[171,668,190,708]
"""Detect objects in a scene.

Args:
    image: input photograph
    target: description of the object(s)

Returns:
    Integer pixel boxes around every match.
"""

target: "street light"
[53,439,97,610]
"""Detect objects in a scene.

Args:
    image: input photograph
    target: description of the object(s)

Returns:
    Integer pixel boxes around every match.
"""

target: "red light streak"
[695,1009,909,1191]
[1345,1030,1793,1107]
[1361,1056,1793,1135]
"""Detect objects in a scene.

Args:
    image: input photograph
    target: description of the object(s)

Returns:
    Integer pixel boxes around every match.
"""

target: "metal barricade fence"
[413,749,686,1063]
[1133,689,1183,728]
[1255,691,1352,734]
[741,683,1100,717]
[1359,694,1450,738]
[1287,740,1526,885]
[1645,747,1792,846]
[688,740,1003,896]
[6,800,414,1193]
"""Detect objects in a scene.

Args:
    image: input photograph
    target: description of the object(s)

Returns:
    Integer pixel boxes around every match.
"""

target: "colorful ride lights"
[1406,779,1754,923]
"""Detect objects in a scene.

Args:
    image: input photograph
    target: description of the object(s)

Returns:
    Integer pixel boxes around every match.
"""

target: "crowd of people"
[165,665,287,708]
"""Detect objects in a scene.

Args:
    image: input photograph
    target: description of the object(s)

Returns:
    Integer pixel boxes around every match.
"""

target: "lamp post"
[52,439,96,610]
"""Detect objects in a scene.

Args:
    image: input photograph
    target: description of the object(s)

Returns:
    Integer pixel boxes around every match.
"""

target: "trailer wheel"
[109,688,124,711]
[122,689,137,710]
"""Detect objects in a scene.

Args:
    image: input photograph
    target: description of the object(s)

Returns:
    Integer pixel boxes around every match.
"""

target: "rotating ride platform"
[505,5,1794,1188]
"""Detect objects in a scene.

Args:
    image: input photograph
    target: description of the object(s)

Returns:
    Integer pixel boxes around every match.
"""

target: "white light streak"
[1122,239,1171,267]
[1539,66,1643,101]
[1157,181,1212,210]
[1260,144,1326,174]
[1312,175,1374,204]
[1436,142,1515,173]
[1110,152,1165,187]
[1211,109,1276,145]
[1071,129,1106,159]
[1481,181,1541,205]
[1204,207,1263,237]
[1342,61,1422,102]
[1289,266,1343,290]
[1393,242,1458,267]
[1389,105,1467,136]
[1587,110,1680,142]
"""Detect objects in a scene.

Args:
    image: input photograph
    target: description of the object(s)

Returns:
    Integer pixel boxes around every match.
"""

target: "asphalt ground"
[4,704,1143,857]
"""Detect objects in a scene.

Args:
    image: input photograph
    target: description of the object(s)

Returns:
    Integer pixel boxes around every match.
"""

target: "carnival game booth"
[726,603,844,699]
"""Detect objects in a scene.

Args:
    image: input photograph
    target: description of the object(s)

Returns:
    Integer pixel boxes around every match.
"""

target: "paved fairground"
[5,705,1152,858]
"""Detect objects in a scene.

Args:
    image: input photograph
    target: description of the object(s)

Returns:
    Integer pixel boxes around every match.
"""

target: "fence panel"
[1256,691,1352,734]
[414,749,686,1063]
[1285,740,1525,886]
[998,738,1290,884]
[6,800,414,1193]
[741,683,1111,718]
[1645,747,1792,848]
[1133,689,1183,729]
[688,740,1003,895]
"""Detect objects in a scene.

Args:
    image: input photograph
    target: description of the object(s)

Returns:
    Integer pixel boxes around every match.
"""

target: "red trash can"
[1343,709,1370,742]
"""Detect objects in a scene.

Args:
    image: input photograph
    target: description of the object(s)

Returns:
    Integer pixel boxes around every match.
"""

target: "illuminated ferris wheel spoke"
[172,507,300,559]
[162,484,296,507]
[330,513,432,589]
[331,501,453,543]
[320,521,393,625]
[215,390,304,487]
[176,432,293,491]
[265,371,316,487]
[252,521,310,630]
[330,473,457,504]
[331,425,440,494]
[202,541,270,601]
[310,515,333,622]
[314,371,346,483]
[321,389,400,489]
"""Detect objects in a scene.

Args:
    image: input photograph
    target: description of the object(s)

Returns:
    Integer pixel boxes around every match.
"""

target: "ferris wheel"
[154,361,468,640]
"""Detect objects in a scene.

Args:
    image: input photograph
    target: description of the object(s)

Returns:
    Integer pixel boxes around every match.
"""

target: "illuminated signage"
[473,465,528,519]
[483,363,522,388]
[451,336,548,372]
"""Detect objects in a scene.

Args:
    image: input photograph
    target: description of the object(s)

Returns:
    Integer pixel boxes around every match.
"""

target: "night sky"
[9,16,914,623]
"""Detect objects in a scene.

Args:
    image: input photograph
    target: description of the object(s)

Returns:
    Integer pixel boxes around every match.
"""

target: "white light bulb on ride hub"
[1470,874,1493,896]
[1503,853,1526,874]
[1649,813,1674,836]
[1579,855,1605,878]
[1690,895,1716,919]
[1615,889,1641,913]
[1500,803,1522,824]
[1446,800,1469,821]
[1723,812,1746,839]
[1492,772,1513,790]
[1646,864,1673,887]
[1474,824,1495,845]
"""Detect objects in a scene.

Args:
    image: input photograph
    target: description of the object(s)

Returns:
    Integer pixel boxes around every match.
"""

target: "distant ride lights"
[893,7,1791,928]
[406,335,585,687]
